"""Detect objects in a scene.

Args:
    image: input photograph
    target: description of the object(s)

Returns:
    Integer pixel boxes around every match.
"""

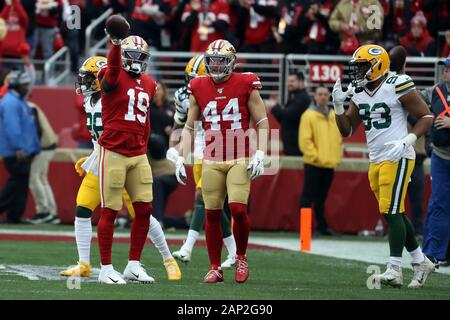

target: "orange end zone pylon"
[300,207,312,252]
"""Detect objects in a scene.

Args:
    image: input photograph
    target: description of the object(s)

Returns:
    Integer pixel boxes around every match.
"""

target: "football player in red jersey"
[175,39,269,283]
[96,31,158,284]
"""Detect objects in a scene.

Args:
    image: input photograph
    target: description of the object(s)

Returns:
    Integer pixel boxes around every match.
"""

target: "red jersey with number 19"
[98,67,157,157]
[188,72,262,161]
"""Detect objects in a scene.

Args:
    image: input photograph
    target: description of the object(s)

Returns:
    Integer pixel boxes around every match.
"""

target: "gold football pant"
[368,158,414,214]
[201,159,250,210]
[98,147,153,210]
[76,171,135,216]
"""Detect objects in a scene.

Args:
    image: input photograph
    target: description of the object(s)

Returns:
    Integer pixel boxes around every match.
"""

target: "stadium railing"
[44,46,71,86]
[285,54,441,103]
[90,47,285,101]
[85,8,114,57]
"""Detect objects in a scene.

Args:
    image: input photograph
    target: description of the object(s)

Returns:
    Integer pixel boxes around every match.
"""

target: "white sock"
[127,260,140,269]
[223,235,236,258]
[148,215,172,261]
[182,229,199,253]
[389,256,402,269]
[409,247,425,264]
[101,264,113,272]
[74,217,92,264]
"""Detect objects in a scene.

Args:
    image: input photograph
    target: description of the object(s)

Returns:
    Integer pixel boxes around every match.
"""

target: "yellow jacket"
[299,106,342,169]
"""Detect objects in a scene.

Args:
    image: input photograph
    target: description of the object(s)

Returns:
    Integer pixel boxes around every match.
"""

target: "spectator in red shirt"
[441,30,450,57]
[93,0,128,13]
[181,0,231,52]
[274,0,304,53]
[130,0,171,49]
[0,0,29,70]
[31,0,63,60]
[129,0,172,78]
[400,11,436,56]
[423,0,449,38]
[298,0,336,54]
[0,17,6,65]
[237,0,279,53]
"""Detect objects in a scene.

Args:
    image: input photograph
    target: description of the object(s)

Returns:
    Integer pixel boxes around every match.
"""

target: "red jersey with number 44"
[188,72,262,161]
[98,68,157,157]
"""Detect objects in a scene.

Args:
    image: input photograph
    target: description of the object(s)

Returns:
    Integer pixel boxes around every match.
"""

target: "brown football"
[105,14,130,40]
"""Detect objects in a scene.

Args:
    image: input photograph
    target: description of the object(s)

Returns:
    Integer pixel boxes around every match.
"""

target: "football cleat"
[60,261,92,277]
[408,256,435,289]
[172,248,191,263]
[98,267,126,285]
[235,255,249,283]
[221,255,236,269]
[164,258,182,281]
[123,263,155,284]
[373,264,403,288]
[203,269,224,284]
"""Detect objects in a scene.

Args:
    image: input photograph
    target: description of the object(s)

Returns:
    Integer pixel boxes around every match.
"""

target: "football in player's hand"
[105,14,130,40]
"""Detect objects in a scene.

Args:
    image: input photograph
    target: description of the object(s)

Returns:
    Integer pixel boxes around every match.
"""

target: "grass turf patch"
[0,240,449,300]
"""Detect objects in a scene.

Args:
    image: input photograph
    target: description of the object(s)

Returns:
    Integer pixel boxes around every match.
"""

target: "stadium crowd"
[0,0,449,76]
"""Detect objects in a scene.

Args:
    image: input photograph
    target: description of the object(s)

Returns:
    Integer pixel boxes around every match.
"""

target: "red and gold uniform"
[181,39,267,283]
[188,72,261,162]
[97,35,156,267]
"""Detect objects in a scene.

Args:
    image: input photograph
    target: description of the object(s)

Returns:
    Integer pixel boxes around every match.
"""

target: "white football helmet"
[204,39,236,80]
[121,35,150,75]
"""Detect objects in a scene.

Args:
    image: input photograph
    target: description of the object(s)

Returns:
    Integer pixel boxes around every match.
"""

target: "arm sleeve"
[246,73,262,95]
[395,74,416,98]
[3,100,26,150]
[173,88,189,125]
[299,113,318,160]
[100,43,122,92]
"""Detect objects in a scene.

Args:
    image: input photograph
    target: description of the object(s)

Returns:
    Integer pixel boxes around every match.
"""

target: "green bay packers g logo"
[368,47,383,56]
[96,60,106,68]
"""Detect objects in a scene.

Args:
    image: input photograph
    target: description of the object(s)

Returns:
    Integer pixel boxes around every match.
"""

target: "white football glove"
[384,133,417,162]
[175,156,187,185]
[332,79,355,115]
[166,147,179,164]
[247,150,265,180]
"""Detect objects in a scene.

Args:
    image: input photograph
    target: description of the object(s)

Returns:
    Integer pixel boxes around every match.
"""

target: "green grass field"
[0,233,449,300]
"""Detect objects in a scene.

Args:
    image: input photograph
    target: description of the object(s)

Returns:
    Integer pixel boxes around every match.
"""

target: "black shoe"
[426,255,440,270]
[439,260,450,268]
